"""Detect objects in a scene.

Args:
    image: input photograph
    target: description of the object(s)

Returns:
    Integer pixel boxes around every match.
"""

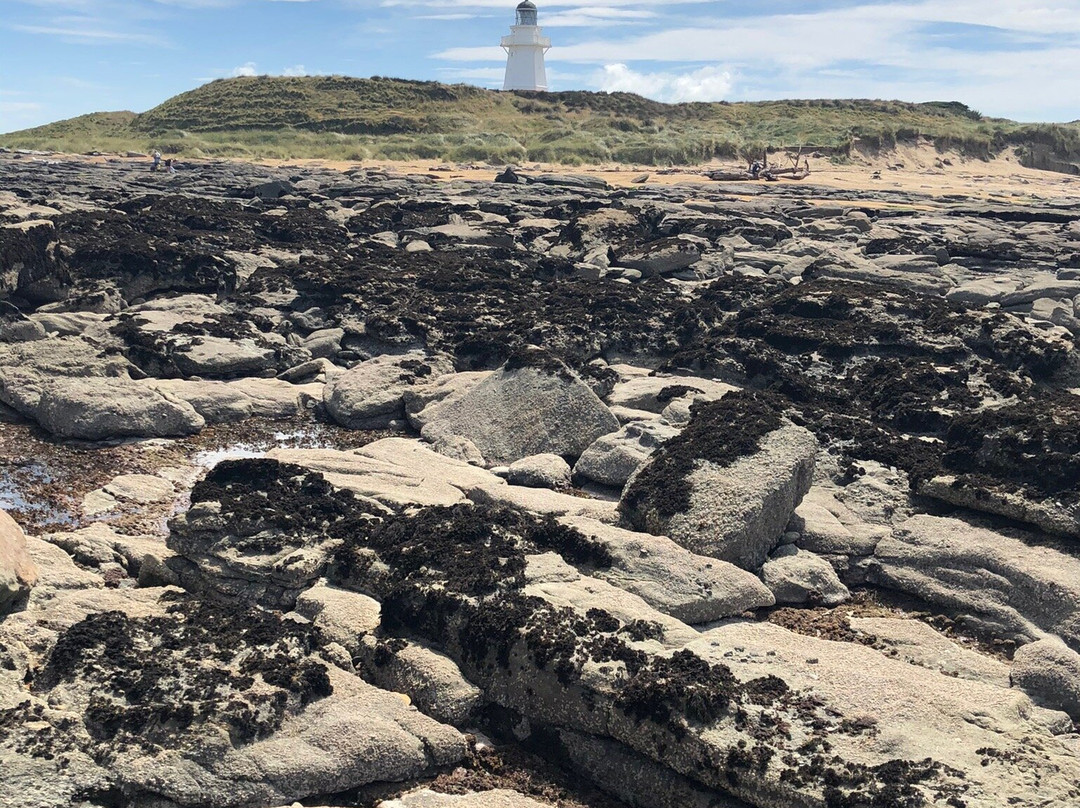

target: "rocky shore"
[2,153,1080,808]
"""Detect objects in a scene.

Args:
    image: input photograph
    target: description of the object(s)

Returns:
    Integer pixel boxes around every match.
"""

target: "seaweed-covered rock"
[913,393,1080,538]
[0,597,465,808]
[621,394,817,569]
[0,508,37,612]
[167,459,378,609]
[0,220,69,304]
[422,350,619,465]
[325,500,1080,808]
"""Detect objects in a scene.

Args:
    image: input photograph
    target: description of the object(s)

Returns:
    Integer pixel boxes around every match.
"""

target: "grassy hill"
[4,75,1079,170]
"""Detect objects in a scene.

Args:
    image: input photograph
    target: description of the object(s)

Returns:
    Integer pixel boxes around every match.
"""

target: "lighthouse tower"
[501,1,550,91]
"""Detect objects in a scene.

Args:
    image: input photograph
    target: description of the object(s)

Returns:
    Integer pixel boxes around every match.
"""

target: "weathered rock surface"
[560,516,775,623]
[848,617,1011,688]
[377,789,551,808]
[760,545,851,606]
[0,507,38,612]
[1011,638,1080,718]
[574,420,680,489]
[421,350,619,465]
[166,460,362,608]
[269,438,503,509]
[6,155,1080,808]
[507,453,573,490]
[870,515,1080,648]
[30,377,205,440]
[0,596,466,808]
[325,351,455,430]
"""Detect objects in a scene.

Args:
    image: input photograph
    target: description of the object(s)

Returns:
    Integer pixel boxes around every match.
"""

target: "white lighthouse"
[501,1,550,91]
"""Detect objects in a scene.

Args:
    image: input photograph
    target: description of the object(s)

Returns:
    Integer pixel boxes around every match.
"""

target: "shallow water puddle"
[0,463,78,527]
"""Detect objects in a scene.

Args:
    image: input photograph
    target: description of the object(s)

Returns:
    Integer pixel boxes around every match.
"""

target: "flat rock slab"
[560,516,775,623]
[467,482,619,523]
[848,617,1011,688]
[103,474,175,503]
[171,335,277,378]
[870,514,1080,649]
[919,474,1080,540]
[377,789,552,808]
[270,438,504,509]
[685,621,1080,808]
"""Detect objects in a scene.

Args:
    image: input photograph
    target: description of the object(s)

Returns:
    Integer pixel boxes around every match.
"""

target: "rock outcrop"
[421,349,619,465]
[621,394,817,569]
[0,508,38,612]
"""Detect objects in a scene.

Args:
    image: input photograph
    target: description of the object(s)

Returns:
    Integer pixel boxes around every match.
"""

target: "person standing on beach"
[151,150,161,171]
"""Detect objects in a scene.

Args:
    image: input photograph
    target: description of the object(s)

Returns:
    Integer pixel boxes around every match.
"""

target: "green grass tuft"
[4,76,1079,170]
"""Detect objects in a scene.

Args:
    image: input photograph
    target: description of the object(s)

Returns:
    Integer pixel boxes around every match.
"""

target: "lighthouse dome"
[515,0,538,25]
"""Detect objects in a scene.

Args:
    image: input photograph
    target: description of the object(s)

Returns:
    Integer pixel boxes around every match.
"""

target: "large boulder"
[760,545,851,606]
[31,377,205,440]
[1011,639,1080,718]
[574,420,680,489]
[421,349,619,465]
[403,370,491,430]
[0,508,37,612]
[325,351,455,430]
[870,515,1080,649]
[620,394,817,569]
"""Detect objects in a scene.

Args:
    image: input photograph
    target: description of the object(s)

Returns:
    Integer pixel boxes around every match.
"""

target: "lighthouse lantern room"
[501,1,551,91]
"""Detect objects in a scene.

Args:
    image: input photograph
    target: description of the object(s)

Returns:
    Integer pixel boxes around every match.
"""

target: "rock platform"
[2,153,1080,808]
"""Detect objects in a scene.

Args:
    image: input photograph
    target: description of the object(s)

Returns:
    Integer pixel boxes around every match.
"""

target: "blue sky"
[2,0,1079,132]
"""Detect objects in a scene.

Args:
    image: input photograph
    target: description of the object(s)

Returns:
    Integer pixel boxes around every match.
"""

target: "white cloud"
[0,100,46,132]
[543,7,657,27]
[0,101,44,113]
[416,12,485,19]
[282,64,313,76]
[595,63,732,102]
[11,21,164,45]
[231,61,258,76]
